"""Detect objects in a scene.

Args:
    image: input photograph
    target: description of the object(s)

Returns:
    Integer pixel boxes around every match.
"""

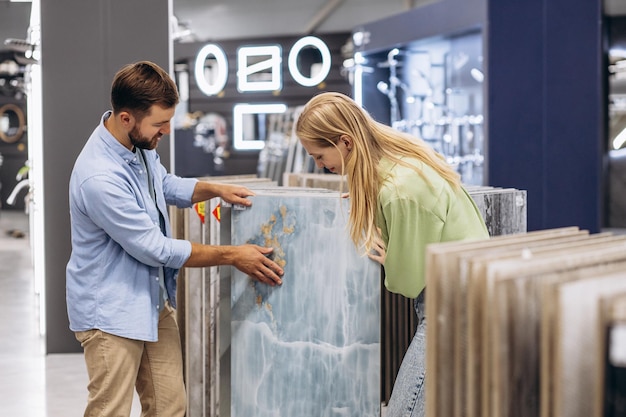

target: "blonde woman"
[295,91,488,417]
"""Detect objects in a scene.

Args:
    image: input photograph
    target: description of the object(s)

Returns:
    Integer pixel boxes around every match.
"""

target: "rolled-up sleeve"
[159,162,198,208]
[79,174,191,269]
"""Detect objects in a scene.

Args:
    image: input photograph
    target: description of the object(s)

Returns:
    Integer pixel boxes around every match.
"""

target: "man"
[66,61,283,416]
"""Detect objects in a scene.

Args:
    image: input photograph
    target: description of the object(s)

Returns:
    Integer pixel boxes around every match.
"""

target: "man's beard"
[129,125,160,150]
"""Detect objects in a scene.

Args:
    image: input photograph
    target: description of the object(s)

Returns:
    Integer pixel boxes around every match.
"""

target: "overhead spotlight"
[342,58,355,69]
[170,16,197,43]
[470,68,484,83]
[377,81,389,94]
[609,48,626,63]
[354,52,366,65]
[352,31,370,47]
[613,127,626,150]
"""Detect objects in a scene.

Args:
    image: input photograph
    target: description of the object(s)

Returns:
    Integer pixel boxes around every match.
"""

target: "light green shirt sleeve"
[376,158,489,299]
[380,196,444,298]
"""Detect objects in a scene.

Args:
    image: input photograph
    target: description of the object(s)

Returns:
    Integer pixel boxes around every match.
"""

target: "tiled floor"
[0,210,140,416]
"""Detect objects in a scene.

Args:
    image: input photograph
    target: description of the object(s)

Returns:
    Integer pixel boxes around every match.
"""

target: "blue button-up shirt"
[66,111,197,342]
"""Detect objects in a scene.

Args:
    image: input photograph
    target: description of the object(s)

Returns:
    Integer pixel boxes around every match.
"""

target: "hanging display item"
[0,103,25,144]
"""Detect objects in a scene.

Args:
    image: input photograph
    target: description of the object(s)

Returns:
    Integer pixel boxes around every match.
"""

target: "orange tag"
[212,203,221,222]
[194,201,206,224]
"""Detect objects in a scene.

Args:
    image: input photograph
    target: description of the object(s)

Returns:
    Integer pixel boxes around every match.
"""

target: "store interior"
[1,0,626,416]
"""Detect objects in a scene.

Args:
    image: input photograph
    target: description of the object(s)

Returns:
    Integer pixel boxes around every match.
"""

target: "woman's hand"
[367,231,386,265]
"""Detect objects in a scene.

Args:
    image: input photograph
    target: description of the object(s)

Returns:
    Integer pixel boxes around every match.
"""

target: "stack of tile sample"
[172,175,276,417]
[284,173,527,403]
[177,183,381,417]
[284,174,527,236]
[283,172,347,192]
[425,228,626,417]
[221,189,382,417]
[465,185,526,235]
[174,172,529,416]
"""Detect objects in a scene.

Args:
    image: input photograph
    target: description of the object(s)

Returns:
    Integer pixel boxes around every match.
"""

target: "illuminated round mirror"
[288,36,331,87]
[0,103,25,144]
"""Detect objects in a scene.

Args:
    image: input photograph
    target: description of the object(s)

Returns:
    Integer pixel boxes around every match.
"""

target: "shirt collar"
[97,111,138,164]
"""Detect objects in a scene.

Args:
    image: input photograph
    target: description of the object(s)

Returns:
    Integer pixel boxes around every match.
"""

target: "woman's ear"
[340,135,353,151]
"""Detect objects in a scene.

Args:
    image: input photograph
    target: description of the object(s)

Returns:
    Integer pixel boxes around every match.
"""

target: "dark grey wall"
[0,2,31,45]
[41,0,172,353]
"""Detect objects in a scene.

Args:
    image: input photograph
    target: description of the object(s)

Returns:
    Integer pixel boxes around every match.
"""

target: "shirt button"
[155,276,159,281]
[156,304,160,310]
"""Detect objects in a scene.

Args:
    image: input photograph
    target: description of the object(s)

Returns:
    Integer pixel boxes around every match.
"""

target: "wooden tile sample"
[477,235,626,417]
[597,293,626,417]
[424,227,582,417]
[552,270,626,417]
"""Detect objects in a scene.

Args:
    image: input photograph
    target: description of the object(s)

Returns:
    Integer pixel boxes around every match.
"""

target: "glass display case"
[606,16,626,228]
[347,3,488,401]
[353,29,485,185]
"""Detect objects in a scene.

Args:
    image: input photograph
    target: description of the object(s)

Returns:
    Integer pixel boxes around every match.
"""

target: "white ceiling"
[0,0,625,51]
[173,0,626,43]
[172,0,419,42]
[606,0,626,16]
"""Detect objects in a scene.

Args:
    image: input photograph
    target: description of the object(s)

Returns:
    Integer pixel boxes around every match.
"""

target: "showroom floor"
[0,209,140,417]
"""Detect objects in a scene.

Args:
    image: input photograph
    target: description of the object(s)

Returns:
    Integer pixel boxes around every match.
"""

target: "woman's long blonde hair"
[295,91,461,253]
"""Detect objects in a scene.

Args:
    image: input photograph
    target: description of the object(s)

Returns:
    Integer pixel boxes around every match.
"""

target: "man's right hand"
[184,243,284,286]
[232,245,284,286]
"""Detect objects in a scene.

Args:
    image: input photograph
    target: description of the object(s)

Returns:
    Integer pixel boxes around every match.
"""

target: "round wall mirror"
[0,103,26,144]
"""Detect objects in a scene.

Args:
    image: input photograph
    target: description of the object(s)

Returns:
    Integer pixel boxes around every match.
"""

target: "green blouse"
[376,157,489,298]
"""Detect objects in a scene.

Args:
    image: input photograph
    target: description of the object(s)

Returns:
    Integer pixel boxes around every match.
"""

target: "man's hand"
[185,243,283,286]
[191,181,255,206]
[233,245,284,286]
[216,184,255,207]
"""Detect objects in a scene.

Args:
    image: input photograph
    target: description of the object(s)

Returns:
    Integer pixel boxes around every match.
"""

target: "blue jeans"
[385,292,426,417]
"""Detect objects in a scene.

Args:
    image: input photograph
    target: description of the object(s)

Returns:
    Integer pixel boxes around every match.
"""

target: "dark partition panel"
[487,0,604,232]
[41,0,171,353]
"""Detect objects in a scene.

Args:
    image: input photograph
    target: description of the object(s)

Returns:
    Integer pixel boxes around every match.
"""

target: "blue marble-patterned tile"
[229,192,381,417]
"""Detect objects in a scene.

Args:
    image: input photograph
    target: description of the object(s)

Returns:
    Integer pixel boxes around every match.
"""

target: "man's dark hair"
[110,61,179,121]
